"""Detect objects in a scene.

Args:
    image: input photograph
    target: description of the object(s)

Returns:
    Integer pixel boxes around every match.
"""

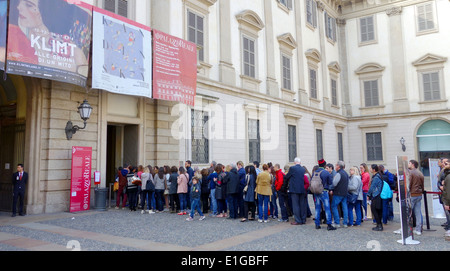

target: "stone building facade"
[0,0,449,214]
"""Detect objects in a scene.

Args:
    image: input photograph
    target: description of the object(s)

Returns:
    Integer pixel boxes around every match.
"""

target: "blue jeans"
[314,191,332,226]
[257,194,270,221]
[362,192,368,218]
[178,193,187,212]
[382,198,389,224]
[269,190,278,218]
[190,198,203,218]
[411,196,423,232]
[348,200,362,226]
[331,195,348,225]
[210,188,217,215]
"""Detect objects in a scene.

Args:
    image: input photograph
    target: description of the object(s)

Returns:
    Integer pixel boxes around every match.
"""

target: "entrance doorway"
[106,124,139,188]
[0,72,26,212]
[417,119,450,176]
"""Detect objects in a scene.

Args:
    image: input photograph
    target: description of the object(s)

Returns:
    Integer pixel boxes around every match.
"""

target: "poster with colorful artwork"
[0,0,8,71]
[91,7,152,98]
[152,30,197,106]
[6,0,92,86]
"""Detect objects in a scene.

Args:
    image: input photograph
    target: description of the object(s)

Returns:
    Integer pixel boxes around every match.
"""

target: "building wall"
[21,0,450,214]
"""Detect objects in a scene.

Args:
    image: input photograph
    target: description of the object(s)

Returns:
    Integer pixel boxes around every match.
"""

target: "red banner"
[152,30,197,106]
[70,146,92,213]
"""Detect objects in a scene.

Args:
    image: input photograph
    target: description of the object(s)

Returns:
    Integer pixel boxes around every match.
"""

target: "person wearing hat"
[312,159,336,230]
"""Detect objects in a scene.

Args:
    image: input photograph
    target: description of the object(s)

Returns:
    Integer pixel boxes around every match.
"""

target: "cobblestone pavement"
[0,200,449,251]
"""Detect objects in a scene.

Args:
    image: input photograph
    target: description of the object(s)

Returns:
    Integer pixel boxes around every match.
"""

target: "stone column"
[337,18,352,116]
[218,0,236,86]
[263,0,279,98]
[317,1,330,111]
[386,6,410,113]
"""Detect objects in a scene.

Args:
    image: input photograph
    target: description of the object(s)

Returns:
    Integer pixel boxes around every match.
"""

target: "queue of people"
[111,157,450,239]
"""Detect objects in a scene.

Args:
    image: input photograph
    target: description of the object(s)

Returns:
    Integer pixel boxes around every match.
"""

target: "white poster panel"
[92,7,152,98]
[429,158,446,218]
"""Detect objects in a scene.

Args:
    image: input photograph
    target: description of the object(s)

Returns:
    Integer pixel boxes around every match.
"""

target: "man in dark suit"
[285,158,307,225]
[12,164,28,217]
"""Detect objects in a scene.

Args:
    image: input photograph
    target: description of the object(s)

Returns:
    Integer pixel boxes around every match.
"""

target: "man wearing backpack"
[312,159,336,230]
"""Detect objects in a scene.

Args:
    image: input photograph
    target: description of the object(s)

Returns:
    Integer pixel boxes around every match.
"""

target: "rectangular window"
[279,0,293,10]
[248,119,261,163]
[360,16,375,43]
[288,125,297,162]
[331,79,338,106]
[337,132,344,161]
[191,110,209,164]
[422,72,440,101]
[309,69,317,99]
[282,55,292,90]
[104,0,128,17]
[366,132,383,161]
[243,36,256,78]
[417,3,435,32]
[316,129,323,161]
[325,12,337,42]
[306,0,317,28]
[188,10,205,62]
[364,80,379,107]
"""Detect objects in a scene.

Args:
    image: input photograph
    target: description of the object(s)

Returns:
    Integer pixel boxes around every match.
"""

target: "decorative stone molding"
[412,54,448,67]
[277,33,298,51]
[236,10,265,32]
[328,61,341,74]
[305,48,322,63]
[385,6,402,16]
[355,63,385,75]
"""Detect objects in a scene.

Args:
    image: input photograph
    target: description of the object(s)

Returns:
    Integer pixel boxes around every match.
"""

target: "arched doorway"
[0,71,26,212]
[417,119,450,175]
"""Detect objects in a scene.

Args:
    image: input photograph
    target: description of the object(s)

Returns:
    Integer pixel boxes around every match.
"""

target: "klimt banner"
[91,7,152,98]
[152,30,197,106]
[70,146,92,213]
[6,0,92,86]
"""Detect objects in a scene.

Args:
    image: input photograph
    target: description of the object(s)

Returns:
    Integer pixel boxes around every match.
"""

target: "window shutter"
[117,0,128,17]
[104,0,116,13]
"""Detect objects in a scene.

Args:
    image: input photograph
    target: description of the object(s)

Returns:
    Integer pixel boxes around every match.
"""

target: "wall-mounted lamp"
[400,137,406,152]
[65,99,93,140]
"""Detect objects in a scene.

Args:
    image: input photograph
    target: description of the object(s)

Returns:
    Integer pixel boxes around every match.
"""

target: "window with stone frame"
[243,36,256,78]
[363,79,379,107]
[422,71,441,101]
[309,68,318,99]
[288,125,297,162]
[191,109,209,164]
[360,16,375,43]
[306,0,317,28]
[248,119,261,163]
[316,129,323,161]
[366,132,383,161]
[104,0,128,17]
[187,10,205,62]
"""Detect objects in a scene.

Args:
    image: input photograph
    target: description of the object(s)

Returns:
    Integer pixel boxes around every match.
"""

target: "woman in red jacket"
[360,163,371,221]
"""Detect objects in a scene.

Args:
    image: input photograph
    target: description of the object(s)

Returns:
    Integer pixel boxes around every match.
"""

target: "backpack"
[309,171,324,195]
[380,181,393,199]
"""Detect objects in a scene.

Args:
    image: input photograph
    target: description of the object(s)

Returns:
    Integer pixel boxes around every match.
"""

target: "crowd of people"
[113,157,450,238]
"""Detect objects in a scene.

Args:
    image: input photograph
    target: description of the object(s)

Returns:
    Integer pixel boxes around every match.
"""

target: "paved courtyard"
[0,198,448,252]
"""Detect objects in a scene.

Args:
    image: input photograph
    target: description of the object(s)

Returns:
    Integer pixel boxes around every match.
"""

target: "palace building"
[0,0,449,214]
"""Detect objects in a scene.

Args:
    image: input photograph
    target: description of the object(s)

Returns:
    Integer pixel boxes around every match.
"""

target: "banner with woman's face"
[6,0,92,87]
[0,0,7,70]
